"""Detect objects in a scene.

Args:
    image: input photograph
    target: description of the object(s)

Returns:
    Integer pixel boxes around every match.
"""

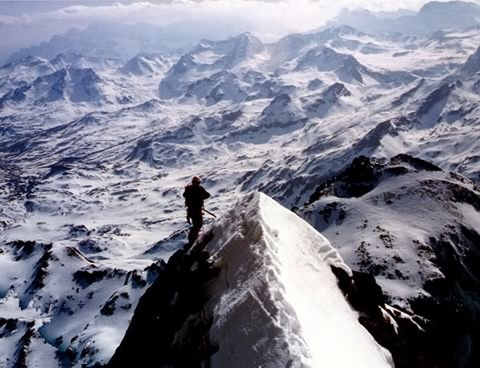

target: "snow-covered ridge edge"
[205,192,393,367]
[109,192,394,367]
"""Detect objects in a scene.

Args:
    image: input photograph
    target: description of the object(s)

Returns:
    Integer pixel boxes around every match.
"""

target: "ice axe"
[203,208,217,218]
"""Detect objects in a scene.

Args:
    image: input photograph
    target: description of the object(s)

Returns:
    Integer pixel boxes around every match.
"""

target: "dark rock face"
[108,234,218,368]
[392,78,425,107]
[78,239,103,253]
[421,225,480,368]
[0,319,36,368]
[10,240,37,260]
[27,243,53,291]
[390,154,441,172]
[68,224,90,237]
[73,267,110,287]
[461,46,480,76]
[331,265,472,368]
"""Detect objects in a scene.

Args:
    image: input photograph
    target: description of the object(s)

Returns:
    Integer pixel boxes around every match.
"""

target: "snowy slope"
[300,155,480,367]
[0,239,163,367]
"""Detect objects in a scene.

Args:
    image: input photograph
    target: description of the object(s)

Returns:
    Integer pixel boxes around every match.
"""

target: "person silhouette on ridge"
[183,176,210,245]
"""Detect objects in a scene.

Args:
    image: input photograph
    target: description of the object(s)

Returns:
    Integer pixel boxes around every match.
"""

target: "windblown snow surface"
[203,192,393,368]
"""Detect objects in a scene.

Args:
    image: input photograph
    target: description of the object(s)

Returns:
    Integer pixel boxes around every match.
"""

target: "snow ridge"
[203,192,393,368]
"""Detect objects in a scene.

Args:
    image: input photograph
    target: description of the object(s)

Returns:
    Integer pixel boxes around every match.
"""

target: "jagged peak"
[194,32,264,52]
[319,24,366,37]
[323,82,352,100]
[227,31,263,44]
[261,93,292,116]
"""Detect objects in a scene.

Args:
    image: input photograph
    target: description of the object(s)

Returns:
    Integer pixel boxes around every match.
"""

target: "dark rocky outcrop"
[390,153,441,172]
[12,321,35,368]
[306,155,383,204]
[331,264,476,368]
[108,234,218,368]
[100,292,131,316]
[307,153,444,205]
[421,225,480,368]
[72,265,129,288]
[15,242,55,309]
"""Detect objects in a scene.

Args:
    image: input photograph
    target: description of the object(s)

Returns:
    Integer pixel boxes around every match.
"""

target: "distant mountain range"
[6,20,252,64]
[332,0,480,35]
[6,1,480,65]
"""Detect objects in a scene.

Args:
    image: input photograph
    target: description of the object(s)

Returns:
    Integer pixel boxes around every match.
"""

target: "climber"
[183,176,210,245]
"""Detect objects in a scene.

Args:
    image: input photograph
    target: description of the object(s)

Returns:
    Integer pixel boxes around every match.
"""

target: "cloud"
[3,0,479,33]
[0,14,32,27]
[1,0,480,59]
[0,1,444,31]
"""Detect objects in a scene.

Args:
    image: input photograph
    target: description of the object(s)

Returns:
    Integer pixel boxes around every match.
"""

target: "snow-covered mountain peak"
[28,66,104,104]
[48,52,119,72]
[296,46,357,69]
[295,46,365,83]
[190,32,265,69]
[0,56,55,86]
[323,82,352,101]
[109,192,394,367]
[119,54,171,76]
[159,34,267,103]
[317,24,367,39]
[271,25,366,67]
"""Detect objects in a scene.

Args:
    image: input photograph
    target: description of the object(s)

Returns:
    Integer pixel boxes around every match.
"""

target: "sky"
[1,0,480,60]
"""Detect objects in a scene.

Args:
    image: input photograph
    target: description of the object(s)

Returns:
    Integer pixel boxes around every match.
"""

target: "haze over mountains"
[1,1,480,367]
[5,21,252,65]
[333,0,480,35]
